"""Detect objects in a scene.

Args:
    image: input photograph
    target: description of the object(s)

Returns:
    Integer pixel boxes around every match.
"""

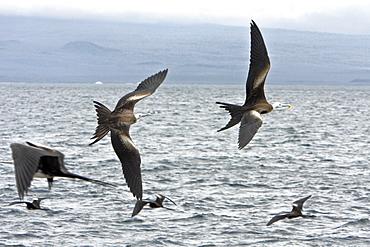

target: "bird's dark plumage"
[266,195,313,226]
[9,198,47,210]
[132,194,177,217]
[90,69,168,200]
[216,20,290,149]
[10,142,116,199]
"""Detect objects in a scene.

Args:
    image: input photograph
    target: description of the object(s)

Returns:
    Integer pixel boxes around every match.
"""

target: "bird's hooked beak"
[136,113,152,120]
[272,102,291,109]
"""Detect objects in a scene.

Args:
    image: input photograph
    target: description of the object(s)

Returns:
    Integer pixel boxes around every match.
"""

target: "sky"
[1,0,370,35]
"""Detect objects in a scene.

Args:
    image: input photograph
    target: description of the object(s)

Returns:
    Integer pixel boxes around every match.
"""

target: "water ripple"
[0,84,369,246]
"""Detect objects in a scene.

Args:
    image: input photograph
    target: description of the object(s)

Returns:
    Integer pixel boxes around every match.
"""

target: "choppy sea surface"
[0,83,369,246]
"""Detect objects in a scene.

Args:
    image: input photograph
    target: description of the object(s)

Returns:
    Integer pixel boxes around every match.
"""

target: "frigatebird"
[216,20,290,149]
[10,142,116,199]
[90,69,168,200]
[131,194,177,217]
[266,195,314,226]
[9,198,48,210]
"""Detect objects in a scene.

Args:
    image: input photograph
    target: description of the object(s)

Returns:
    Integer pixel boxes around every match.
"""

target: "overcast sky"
[1,0,370,35]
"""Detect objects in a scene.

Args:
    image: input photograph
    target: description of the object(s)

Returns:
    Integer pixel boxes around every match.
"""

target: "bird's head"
[272,102,291,110]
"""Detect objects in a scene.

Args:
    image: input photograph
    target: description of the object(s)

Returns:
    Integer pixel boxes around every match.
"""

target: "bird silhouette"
[266,195,314,226]
[216,20,290,149]
[90,69,168,200]
[10,142,116,199]
[132,194,177,217]
[9,198,48,210]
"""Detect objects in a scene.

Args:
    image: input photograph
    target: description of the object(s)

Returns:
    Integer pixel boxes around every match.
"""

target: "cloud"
[267,5,370,34]
[1,1,370,34]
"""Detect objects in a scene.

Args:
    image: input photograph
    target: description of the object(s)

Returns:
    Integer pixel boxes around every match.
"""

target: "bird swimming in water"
[132,194,177,217]
[90,69,168,200]
[9,198,48,210]
[10,142,116,199]
[266,195,314,226]
[216,20,290,149]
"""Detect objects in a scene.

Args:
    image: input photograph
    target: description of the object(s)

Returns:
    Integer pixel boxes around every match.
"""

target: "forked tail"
[216,102,243,132]
[66,172,117,187]
[89,101,112,145]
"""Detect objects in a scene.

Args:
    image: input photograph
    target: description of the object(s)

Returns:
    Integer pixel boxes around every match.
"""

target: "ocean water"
[0,83,369,246]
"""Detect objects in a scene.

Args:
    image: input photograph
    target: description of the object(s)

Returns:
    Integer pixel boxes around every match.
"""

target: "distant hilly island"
[0,15,369,85]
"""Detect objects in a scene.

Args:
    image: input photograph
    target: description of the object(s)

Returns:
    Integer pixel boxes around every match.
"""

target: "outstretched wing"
[244,20,270,106]
[10,143,58,199]
[26,142,66,171]
[238,110,263,149]
[157,194,177,206]
[114,69,168,110]
[9,201,28,206]
[32,198,46,208]
[131,200,149,217]
[111,131,142,200]
[266,214,289,226]
[293,195,312,211]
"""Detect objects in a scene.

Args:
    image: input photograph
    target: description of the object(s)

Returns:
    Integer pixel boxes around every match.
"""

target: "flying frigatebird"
[266,195,314,226]
[9,198,48,210]
[90,69,168,200]
[131,194,177,217]
[216,20,290,149]
[10,142,116,199]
